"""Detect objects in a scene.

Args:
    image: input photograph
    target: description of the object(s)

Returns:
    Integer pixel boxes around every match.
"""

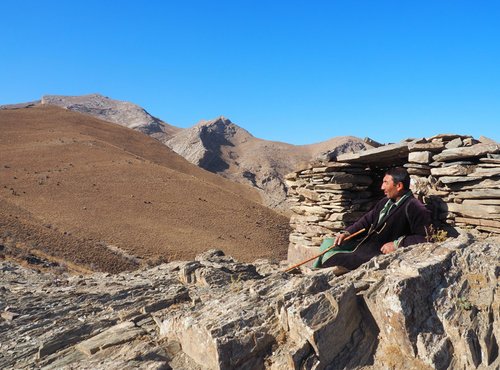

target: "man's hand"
[334,232,349,246]
[380,241,396,254]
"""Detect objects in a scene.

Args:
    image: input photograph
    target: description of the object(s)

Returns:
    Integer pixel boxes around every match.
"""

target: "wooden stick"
[284,228,366,273]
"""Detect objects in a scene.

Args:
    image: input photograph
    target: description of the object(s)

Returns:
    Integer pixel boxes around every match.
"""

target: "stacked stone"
[401,134,500,232]
[405,135,475,224]
[285,162,375,261]
[428,137,500,234]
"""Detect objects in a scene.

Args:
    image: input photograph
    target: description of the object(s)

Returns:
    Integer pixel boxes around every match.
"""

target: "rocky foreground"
[1,233,498,370]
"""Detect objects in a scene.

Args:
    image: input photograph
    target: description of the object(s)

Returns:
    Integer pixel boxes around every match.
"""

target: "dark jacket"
[345,193,431,248]
[321,193,431,270]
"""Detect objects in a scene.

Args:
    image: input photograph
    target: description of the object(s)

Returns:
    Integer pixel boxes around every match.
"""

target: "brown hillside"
[0,106,290,273]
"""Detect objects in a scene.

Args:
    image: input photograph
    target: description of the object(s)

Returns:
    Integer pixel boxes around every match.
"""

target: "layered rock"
[406,135,500,233]
[286,163,376,262]
[1,234,498,369]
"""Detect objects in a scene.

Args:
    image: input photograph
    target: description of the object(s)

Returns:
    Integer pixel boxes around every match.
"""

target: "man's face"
[381,174,403,200]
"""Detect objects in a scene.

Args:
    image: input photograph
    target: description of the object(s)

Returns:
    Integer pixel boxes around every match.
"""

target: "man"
[315,167,431,271]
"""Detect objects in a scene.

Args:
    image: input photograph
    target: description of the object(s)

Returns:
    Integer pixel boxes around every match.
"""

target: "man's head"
[381,167,410,200]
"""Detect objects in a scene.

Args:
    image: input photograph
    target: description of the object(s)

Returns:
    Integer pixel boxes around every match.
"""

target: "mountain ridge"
[2,94,372,211]
[41,93,182,139]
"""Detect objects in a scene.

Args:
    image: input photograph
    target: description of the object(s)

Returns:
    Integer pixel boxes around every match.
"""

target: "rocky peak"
[165,115,255,173]
[197,115,231,127]
[315,137,371,162]
[195,116,253,142]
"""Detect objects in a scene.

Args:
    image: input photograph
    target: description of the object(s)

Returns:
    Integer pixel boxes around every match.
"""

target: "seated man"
[314,167,431,271]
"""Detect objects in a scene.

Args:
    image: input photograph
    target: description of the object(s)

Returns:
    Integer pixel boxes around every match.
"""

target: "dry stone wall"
[408,135,500,233]
[286,134,500,264]
[286,163,377,263]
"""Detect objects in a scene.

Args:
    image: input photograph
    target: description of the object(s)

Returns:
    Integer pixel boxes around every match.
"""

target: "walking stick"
[284,228,366,273]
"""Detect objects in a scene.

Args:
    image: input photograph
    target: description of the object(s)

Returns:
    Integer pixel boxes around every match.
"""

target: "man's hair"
[385,167,410,190]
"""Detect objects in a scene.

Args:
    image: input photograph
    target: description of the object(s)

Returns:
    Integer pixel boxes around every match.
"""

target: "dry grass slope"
[0,106,290,273]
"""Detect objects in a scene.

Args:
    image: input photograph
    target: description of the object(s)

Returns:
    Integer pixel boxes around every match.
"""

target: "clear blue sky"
[1,1,499,144]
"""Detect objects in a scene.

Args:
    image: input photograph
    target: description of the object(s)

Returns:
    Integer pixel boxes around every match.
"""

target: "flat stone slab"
[408,151,433,164]
[478,136,499,144]
[455,216,500,228]
[438,176,483,184]
[430,165,475,176]
[433,143,500,162]
[427,133,471,141]
[480,157,500,164]
[476,225,500,234]
[473,167,500,177]
[447,203,500,219]
[404,163,431,169]
[445,137,464,149]
[75,322,145,356]
[407,168,431,176]
[462,199,500,206]
[450,188,500,199]
[336,142,409,164]
[408,141,445,152]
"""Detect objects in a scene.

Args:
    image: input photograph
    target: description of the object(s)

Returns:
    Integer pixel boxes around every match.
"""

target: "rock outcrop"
[40,94,181,140]
[165,116,251,172]
[405,135,500,233]
[1,233,498,369]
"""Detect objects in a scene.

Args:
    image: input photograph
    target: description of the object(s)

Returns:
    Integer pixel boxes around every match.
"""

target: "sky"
[1,0,499,145]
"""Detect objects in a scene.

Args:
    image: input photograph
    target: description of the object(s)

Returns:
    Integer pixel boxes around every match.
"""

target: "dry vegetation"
[0,106,290,273]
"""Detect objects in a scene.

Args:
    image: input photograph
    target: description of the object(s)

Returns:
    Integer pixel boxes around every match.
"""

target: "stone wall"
[285,163,378,264]
[286,134,500,264]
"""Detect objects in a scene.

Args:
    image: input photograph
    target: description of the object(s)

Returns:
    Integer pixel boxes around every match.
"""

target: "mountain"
[0,105,290,273]
[5,94,372,212]
[166,116,371,211]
